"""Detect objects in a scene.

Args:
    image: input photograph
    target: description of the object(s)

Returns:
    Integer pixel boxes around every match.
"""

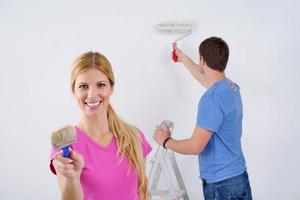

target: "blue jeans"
[202,171,252,200]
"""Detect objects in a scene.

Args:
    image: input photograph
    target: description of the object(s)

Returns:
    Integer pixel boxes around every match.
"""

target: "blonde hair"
[71,52,149,199]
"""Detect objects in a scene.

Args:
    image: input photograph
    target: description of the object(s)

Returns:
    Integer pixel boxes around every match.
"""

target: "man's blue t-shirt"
[197,78,246,183]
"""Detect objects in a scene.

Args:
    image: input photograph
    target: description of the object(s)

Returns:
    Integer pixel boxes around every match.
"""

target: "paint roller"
[154,21,193,62]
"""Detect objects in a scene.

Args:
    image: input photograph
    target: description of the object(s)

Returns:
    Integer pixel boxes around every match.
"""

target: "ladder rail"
[148,120,190,200]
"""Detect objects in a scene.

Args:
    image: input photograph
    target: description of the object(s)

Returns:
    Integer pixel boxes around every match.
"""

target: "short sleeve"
[49,147,58,175]
[138,131,152,158]
[196,95,224,133]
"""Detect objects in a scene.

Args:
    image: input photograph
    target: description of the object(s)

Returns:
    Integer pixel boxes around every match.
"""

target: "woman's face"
[73,68,113,117]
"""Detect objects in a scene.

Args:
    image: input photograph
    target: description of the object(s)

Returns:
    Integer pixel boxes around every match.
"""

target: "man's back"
[197,78,246,183]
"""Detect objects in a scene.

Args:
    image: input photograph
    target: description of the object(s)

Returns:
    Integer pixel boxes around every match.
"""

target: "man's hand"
[153,125,171,146]
[173,43,187,63]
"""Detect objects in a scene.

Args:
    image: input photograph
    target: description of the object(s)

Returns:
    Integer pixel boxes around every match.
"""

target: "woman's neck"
[78,115,110,137]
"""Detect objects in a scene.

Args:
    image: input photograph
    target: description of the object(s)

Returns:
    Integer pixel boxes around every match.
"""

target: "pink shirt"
[50,127,152,200]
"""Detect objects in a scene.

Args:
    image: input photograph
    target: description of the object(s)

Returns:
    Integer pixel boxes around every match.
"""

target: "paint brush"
[51,126,76,158]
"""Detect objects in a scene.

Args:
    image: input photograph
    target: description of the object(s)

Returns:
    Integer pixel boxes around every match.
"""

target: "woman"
[50,52,152,200]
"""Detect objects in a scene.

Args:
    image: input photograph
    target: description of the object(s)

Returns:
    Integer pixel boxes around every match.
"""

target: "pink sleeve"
[139,131,152,158]
[49,147,59,175]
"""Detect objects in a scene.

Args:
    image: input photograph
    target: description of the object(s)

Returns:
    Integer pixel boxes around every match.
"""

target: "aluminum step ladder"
[148,120,189,200]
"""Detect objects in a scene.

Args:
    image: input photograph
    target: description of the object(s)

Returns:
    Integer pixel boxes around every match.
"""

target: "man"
[153,37,252,199]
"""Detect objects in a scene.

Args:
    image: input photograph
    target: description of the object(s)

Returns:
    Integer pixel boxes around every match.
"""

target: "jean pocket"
[204,187,217,200]
[227,184,249,200]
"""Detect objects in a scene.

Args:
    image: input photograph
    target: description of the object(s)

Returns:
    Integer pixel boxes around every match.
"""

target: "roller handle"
[172,42,178,62]
[62,146,71,158]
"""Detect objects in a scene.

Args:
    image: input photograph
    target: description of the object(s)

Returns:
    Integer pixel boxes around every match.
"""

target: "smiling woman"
[49,52,152,200]
[73,68,113,117]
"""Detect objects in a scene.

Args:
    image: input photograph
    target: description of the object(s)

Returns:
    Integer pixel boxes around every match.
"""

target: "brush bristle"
[51,126,76,149]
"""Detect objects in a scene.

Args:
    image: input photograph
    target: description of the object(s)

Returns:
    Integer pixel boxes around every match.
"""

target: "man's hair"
[199,37,229,72]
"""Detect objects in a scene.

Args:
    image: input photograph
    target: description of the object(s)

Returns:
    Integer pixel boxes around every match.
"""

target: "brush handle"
[172,42,178,62]
[62,146,71,158]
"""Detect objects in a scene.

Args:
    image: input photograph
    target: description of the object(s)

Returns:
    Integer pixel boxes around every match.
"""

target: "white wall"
[1,0,299,199]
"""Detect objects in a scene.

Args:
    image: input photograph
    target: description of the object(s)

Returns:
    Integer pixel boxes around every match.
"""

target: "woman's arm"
[53,151,84,200]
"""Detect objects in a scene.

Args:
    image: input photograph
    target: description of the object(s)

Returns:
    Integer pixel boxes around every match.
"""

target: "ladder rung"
[151,190,187,197]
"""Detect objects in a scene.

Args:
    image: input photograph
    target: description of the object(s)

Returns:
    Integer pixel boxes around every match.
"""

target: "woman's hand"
[53,150,84,179]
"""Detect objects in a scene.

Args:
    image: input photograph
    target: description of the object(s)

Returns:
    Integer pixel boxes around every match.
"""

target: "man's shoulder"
[203,81,240,104]
[203,82,226,99]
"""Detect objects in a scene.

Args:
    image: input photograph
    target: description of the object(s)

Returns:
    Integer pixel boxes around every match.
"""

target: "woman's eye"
[79,85,88,89]
[97,83,106,88]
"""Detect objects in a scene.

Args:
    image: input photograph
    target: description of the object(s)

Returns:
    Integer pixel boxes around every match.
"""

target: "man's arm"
[174,45,207,88]
[153,126,212,155]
